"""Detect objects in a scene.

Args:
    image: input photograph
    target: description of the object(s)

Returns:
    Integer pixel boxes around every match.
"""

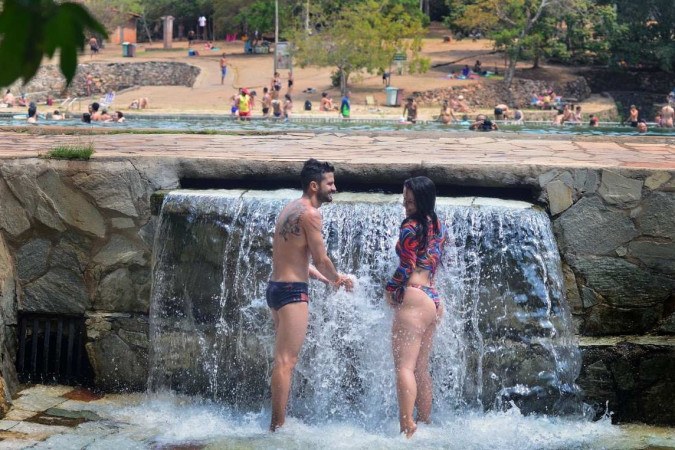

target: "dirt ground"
[66,31,614,120]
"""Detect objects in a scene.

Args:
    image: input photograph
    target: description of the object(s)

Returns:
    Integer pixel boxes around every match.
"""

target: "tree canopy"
[289,0,429,94]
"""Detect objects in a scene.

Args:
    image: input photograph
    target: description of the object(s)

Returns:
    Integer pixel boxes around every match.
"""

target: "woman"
[439,100,456,124]
[385,176,447,438]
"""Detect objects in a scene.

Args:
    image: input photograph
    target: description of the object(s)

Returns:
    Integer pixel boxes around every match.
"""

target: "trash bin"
[128,43,136,57]
[121,42,129,57]
[395,88,404,107]
[385,87,399,106]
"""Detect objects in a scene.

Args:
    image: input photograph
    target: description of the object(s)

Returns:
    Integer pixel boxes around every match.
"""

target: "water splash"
[149,190,586,430]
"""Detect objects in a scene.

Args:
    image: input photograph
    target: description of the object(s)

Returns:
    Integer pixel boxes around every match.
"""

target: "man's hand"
[334,274,354,292]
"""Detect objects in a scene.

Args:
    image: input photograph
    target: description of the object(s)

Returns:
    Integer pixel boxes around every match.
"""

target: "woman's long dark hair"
[403,176,439,250]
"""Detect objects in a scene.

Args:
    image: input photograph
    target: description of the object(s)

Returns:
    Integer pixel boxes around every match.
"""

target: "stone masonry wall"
[0,157,672,423]
[411,77,592,109]
[6,62,200,101]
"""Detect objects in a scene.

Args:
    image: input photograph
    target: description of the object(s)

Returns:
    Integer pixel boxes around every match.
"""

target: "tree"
[452,0,572,96]
[290,0,429,94]
[84,0,143,33]
[0,0,107,87]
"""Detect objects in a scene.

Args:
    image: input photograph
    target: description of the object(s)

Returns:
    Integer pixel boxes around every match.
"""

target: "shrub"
[45,144,95,160]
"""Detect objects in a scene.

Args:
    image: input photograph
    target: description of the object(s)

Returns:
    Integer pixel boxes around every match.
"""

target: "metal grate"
[16,314,93,385]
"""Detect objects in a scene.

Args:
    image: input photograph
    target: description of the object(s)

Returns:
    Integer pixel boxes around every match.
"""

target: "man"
[238,88,252,120]
[219,53,228,85]
[267,159,353,431]
[340,91,351,118]
[198,16,207,40]
[89,37,99,58]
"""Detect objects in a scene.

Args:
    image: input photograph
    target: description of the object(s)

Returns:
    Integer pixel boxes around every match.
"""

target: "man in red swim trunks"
[268,158,353,431]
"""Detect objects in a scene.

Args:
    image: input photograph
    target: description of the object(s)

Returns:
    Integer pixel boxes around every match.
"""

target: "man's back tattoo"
[279,203,304,241]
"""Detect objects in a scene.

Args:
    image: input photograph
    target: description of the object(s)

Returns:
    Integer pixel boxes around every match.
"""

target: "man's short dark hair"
[91,102,100,112]
[300,159,334,192]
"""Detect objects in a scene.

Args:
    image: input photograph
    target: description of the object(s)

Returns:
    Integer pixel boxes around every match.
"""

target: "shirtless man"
[262,87,272,117]
[219,53,228,85]
[661,102,674,128]
[267,158,353,431]
[3,90,15,106]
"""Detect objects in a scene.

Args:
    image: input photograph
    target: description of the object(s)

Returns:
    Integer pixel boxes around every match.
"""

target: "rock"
[22,267,90,314]
[0,179,30,237]
[659,313,675,334]
[111,218,135,229]
[0,235,17,325]
[95,268,146,313]
[49,232,91,273]
[628,241,675,275]
[72,164,148,218]
[92,234,147,271]
[644,172,671,191]
[556,196,639,256]
[581,286,599,308]
[1,169,65,232]
[86,332,148,391]
[636,191,675,240]
[562,264,582,314]
[570,256,674,309]
[138,217,157,248]
[572,169,599,195]
[36,170,106,238]
[15,239,51,282]
[546,180,573,215]
[597,170,643,208]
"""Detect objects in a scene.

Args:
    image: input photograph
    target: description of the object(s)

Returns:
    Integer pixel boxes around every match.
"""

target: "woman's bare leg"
[414,318,437,423]
[392,289,437,437]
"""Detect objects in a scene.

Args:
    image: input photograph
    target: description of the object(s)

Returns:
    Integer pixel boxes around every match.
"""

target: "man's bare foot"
[401,422,417,438]
[270,420,283,432]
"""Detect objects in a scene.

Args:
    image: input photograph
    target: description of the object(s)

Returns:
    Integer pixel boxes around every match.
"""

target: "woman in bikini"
[385,176,447,438]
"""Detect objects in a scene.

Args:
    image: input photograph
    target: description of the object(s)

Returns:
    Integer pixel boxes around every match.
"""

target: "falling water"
[148,189,586,435]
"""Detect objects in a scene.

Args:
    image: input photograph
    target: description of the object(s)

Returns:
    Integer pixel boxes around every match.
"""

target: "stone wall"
[0,156,672,424]
[411,77,592,108]
[540,169,675,336]
[6,62,200,100]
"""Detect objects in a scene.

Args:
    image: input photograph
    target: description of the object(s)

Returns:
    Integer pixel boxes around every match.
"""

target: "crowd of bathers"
[227,68,353,121]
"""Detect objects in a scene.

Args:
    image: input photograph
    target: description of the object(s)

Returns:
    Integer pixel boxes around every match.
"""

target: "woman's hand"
[334,274,354,292]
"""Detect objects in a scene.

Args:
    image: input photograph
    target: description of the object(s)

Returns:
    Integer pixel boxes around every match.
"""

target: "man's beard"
[317,190,333,204]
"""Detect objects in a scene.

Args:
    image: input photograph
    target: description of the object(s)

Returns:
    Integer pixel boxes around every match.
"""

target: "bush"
[45,144,95,160]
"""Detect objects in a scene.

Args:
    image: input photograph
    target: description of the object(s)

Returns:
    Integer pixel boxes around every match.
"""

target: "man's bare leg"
[270,302,309,431]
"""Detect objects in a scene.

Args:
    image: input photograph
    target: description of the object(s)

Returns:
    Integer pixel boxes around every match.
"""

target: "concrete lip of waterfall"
[0,384,674,449]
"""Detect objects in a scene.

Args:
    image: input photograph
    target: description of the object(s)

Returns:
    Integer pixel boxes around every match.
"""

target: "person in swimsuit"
[626,104,639,127]
[385,176,447,438]
[220,53,228,85]
[268,159,354,431]
[272,72,282,99]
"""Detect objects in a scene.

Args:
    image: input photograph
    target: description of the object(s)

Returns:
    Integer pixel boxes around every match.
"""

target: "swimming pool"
[2,112,674,136]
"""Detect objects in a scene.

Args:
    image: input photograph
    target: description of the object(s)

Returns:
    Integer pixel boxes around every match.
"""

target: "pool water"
[2,113,675,136]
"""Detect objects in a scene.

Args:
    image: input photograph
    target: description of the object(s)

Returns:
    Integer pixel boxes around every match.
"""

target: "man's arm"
[304,209,352,290]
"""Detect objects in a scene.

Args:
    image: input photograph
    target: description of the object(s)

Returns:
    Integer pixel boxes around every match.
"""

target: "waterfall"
[148,190,584,431]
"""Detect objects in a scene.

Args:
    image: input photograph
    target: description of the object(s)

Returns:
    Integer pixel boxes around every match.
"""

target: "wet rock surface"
[578,339,675,425]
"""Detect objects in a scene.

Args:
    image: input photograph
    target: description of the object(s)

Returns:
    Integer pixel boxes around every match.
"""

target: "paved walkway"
[0,130,673,170]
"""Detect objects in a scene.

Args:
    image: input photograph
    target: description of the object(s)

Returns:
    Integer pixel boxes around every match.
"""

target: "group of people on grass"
[267,158,445,438]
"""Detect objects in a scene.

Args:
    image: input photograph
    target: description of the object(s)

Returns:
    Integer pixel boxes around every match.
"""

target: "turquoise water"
[2,113,675,136]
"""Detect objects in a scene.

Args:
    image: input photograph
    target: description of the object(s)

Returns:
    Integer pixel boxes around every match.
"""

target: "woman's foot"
[401,421,417,438]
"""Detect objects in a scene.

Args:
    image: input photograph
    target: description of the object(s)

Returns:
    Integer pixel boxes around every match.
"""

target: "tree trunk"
[504,53,518,104]
[340,68,349,96]
[533,51,540,69]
